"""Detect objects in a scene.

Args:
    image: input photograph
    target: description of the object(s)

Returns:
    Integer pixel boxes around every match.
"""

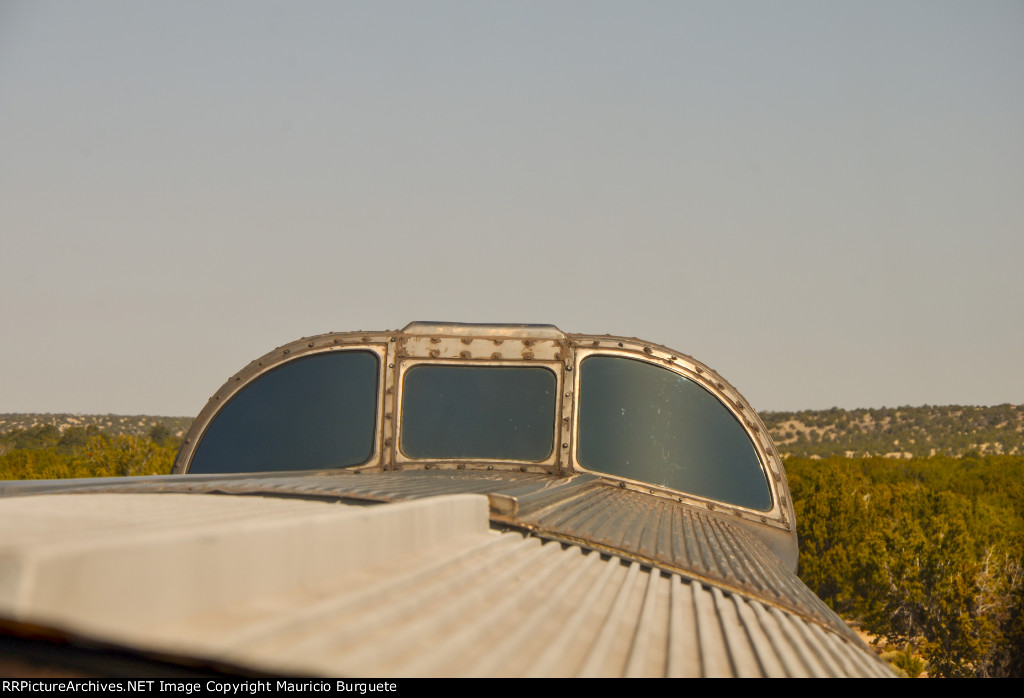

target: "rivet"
[390,337,396,342]
[650,489,655,494]
[460,337,472,345]
[389,363,395,368]
[429,349,440,358]
[591,340,599,347]
[760,516,767,524]
[424,463,431,469]
[283,349,290,355]
[562,443,568,448]
[384,413,391,420]
[695,366,703,374]
[491,352,502,359]
[619,482,626,488]
[235,376,241,381]
[184,438,190,444]
[384,437,392,446]
[333,338,340,344]
[617,342,624,347]
[308,342,314,348]
[520,466,527,472]
[707,502,715,510]
[643,346,652,354]
[460,351,471,358]
[487,465,494,470]
[565,364,572,371]
[430,337,441,344]
[565,392,570,397]
[258,361,263,366]
[457,463,465,469]
[522,351,534,360]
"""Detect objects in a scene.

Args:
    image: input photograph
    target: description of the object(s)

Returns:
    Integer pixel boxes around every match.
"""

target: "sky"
[1,1,1021,416]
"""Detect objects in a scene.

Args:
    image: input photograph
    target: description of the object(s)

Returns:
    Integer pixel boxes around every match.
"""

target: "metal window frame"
[173,336,390,474]
[391,357,564,471]
[173,325,793,535]
[567,339,792,532]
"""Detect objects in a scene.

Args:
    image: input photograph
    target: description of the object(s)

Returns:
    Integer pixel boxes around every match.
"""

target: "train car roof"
[0,323,895,677]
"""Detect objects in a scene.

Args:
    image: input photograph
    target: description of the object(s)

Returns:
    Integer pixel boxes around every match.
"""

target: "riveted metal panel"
[170,325,795,561]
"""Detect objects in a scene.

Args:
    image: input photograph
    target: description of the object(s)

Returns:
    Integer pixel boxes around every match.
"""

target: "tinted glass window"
[578,356,771,510]
[188,351,378,474]
[401,365,556,461]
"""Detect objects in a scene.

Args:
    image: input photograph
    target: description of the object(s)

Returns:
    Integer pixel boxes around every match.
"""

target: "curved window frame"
[569,347,776,514]
[393,358,564,468]
[177,344,388,474]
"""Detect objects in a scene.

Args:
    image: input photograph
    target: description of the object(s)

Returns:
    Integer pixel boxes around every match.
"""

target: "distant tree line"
[0,414,192,449]
[0,424,178,480]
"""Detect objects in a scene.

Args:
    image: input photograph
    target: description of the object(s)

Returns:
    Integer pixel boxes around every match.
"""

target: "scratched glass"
[188,351,378,474]
[578,356,771,511]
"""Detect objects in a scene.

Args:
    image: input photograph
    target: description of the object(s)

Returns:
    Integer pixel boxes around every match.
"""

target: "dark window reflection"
[401,365,556,461]
[188,351,378,474]
[578,356,771,511]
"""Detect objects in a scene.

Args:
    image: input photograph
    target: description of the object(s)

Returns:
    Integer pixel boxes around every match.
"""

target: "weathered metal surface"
[501,480,838,634]
[170,325,794,541]
[0,470,837,640]
[0,493,489,641]
[0,491,892,678]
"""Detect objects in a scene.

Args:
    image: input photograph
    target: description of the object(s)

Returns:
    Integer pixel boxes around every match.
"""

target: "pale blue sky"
[1,1,1021,415]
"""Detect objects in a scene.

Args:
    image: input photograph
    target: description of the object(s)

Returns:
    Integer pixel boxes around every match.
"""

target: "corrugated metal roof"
[0,491,892,677]
[2,470,849,643]
[217,537,889,678]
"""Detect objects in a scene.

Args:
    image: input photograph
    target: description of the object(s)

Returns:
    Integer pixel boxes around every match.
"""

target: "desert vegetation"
[787,455,1023,677]
[0,421,180,480]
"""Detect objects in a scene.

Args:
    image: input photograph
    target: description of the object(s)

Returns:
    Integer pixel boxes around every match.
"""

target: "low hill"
[761,404,1023,458]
